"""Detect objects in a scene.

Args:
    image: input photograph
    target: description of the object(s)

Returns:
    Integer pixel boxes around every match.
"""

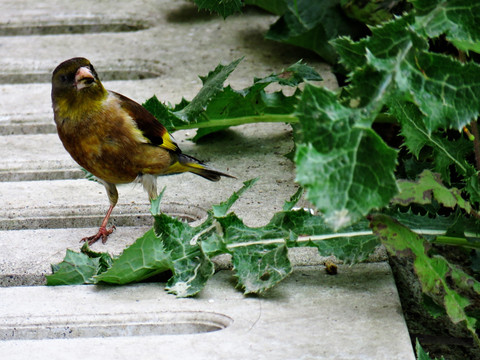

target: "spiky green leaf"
[370,214,480,346]
[294,84,398,230]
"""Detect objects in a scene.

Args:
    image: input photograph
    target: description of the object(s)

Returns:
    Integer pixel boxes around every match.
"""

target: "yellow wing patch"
[165,161,188,174]
[166,160,205,175]
[159,132,178,152]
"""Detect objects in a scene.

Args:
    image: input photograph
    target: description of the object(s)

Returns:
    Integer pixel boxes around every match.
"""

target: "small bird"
[52,57,233,245]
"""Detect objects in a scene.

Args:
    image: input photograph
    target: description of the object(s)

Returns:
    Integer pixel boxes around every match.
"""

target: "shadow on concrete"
[165,2,217,23]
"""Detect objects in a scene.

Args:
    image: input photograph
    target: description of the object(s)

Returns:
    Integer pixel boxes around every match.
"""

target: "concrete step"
[0,226,148,286]
[0,79,172,135]
[0,265,414,360]
[0,0,334,135]
[0,122,301,231]
[0,225,326,286]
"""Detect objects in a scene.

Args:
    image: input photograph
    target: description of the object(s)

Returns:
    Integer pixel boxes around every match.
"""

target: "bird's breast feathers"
[55,92,170,184]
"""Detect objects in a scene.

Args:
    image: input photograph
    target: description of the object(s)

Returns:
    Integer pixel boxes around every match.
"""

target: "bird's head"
[51,57,107,118]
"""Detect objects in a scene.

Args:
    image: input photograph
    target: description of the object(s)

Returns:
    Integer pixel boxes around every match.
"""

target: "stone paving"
[0,1,415,358]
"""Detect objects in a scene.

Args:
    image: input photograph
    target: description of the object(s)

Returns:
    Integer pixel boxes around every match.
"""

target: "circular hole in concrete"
[0,69,161,84]
[1,311,233,340]
[160,202,209,225]
[1,202,208,230]
[0,22,149,36]
[0,59,164,85]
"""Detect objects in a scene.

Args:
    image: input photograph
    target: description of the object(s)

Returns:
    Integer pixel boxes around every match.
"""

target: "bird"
[51,57,234,245]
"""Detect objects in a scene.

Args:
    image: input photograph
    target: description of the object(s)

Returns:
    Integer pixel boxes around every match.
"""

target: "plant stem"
[434,235,480,249]
[174,113,299,130]
[224,229,480,250]
[226,230,374,249]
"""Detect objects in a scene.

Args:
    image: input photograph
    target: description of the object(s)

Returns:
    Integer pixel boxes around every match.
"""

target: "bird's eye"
[60,75,68,83]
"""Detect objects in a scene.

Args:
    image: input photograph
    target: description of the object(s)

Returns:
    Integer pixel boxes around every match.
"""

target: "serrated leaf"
[46,250,102,285]
[291,220,380,264]
[143,60,318,140]
[176,58,244,122]
[48,184,383,293]
[393,170,474,215]
[187,61,319,140]
[94,228,173,285]
[331,36,368,70]
[152,212,215,297]
[232,244,292,294]
[165,248,215,297]
[389,209,465,235]
[200,230,229,257]
[266,0,365,64]
[80,242,113,273]
[142,95,185,132]
[383,50,480,132]
[202,84,299,118]
[370,214,480,346]
[390,99,473,183]
[143,59,243,132]
[218,208,380,267]
[282,186,304,211]
[334,14,480,132]
[309,222,379,264]
[255,60,322,86]
[212,178,258,217]
[149,187,166,216]
[332,15,420,71]
[278,210,379,264]
[412,0,480,53]
[294,84,398,230]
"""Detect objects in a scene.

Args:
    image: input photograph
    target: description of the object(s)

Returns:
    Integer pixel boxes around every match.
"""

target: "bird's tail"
[168,153,235,181]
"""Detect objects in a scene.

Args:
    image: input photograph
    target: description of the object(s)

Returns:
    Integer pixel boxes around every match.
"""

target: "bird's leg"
[81,181,118,245]
[81,205,116,245]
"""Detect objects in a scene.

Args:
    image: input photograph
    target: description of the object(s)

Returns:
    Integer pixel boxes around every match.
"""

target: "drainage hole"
[0,69,162,85]
[1,311,233,340]
[0,22,149,36]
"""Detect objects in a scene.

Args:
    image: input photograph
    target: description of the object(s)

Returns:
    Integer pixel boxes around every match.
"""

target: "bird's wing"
[112,91,180,153]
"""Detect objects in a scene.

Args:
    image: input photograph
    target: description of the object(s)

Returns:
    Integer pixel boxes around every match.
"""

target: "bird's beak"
[74,67,95,90]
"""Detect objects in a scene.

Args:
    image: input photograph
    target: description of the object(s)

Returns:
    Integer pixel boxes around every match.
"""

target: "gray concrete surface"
[1,123,300,226]
[0,265,414,360]
[0,0,414,358]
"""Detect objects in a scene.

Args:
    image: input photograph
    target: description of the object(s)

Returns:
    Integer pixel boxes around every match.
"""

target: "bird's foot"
[80,226,116,245]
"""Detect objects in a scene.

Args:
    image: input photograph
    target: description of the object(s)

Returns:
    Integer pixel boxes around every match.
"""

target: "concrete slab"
[0,265,415,360]
[0,226,325,286]
[0,79,171,135]
[0,122,295,184]
[1,122,301,230]
[0,226,147,286]
[0,1,335,134]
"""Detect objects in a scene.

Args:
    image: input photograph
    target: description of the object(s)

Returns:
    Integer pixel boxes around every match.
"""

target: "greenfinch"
[51,57,233,245]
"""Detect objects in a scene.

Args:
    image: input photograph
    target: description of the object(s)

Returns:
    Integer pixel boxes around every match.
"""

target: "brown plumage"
[52,57,233,245]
